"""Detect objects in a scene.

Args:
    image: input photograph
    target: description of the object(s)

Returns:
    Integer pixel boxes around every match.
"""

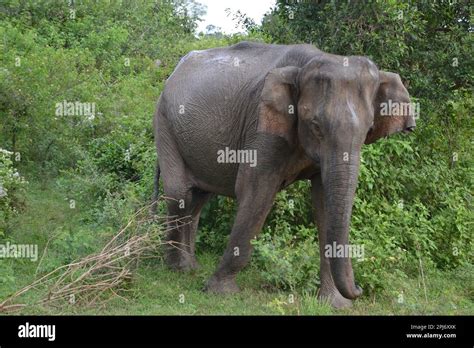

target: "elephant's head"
[258,54,416,299]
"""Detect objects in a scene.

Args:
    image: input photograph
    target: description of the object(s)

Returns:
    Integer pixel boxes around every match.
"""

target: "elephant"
[152,41,416,308]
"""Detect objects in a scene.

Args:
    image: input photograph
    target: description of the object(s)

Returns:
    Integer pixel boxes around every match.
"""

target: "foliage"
[0,148,27,231]
[251,223,319,292]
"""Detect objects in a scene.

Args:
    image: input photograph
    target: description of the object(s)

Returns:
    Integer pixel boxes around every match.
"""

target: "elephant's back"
[162,42,295,146]
[156,42,314,194]
[162,42,317,129]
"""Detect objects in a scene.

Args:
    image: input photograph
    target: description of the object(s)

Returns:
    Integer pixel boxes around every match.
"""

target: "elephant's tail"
[150,159,160,216]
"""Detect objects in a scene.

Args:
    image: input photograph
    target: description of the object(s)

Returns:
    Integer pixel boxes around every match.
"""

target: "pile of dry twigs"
[0,201,190,313]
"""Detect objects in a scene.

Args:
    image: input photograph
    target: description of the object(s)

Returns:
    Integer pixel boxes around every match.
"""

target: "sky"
[195,0,276,34]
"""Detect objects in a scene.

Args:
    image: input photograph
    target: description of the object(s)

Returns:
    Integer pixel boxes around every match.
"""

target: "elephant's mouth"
[403,126,415,133]
[396,126,415,134]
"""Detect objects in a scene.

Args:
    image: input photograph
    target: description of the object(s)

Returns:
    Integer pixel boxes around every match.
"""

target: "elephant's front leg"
[311,174,353,309]
[205,167,280,294]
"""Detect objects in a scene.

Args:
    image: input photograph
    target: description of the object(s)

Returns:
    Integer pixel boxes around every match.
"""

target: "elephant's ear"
[365,71,416,144]
[257,66,301,143]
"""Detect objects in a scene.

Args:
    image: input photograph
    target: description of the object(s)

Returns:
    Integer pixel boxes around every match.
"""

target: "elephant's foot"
[165,251,199,271]
[204,275,240,294]
[169,259,200,272]
[319,285,353,309]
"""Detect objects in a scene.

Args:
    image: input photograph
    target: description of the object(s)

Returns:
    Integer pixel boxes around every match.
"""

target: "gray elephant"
[152,41,415,308]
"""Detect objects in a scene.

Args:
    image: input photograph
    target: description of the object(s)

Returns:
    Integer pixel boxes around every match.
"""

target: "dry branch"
[0,200,191,313]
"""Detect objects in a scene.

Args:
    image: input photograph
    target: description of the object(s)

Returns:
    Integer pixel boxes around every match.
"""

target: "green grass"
[1,181,472,315]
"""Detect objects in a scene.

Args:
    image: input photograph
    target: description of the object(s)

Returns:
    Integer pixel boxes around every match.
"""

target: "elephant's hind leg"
[156,113,210,271]
[164,188,211,271]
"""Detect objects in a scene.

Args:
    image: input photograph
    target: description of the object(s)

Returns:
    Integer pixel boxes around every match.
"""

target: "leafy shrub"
[252,223,319,292]
[0,257,16,298]
[38,226,98,273]
[197,196,236,252]
[0,148,27,230]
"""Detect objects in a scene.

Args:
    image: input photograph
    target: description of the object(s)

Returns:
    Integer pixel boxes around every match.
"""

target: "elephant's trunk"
[322,151,363,300]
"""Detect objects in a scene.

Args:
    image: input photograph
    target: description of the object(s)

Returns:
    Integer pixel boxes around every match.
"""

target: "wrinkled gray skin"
[153,41,415,308]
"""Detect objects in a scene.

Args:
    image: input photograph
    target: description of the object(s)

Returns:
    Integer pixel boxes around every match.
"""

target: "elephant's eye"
[311,119,322,137]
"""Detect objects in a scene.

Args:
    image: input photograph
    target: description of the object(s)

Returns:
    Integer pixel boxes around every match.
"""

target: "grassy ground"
[1,181,472,315]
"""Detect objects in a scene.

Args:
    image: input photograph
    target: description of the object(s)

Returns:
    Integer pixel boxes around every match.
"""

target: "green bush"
[0,255,16,297]
[0,148,27,231]
[252,223,319,292]
[197,196,235,252]
[37,225,98,273]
